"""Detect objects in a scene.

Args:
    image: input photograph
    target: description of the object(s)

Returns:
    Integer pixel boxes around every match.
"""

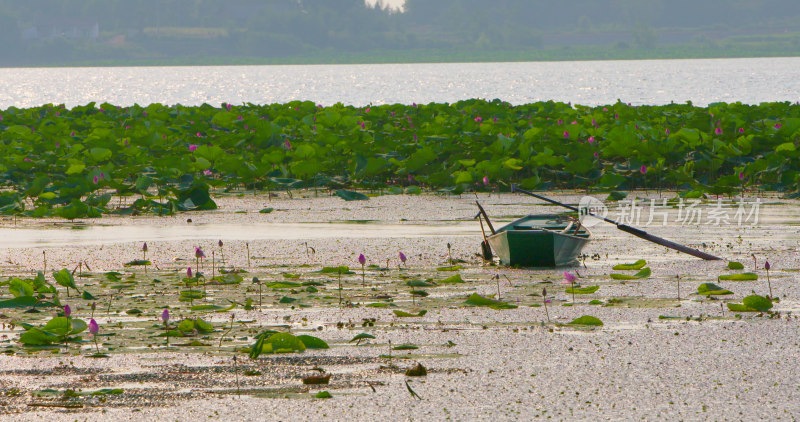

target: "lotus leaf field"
[0,100,799,219]
[1,97,800,420]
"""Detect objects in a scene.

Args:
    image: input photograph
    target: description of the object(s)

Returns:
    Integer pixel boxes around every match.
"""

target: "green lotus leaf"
[53,269,78,290]
[349,333,376,343]
[613,259,647,270]
[464,293,517,309]
[610,267,651,280]
[568,315,604,326]
[727,261,745,270]
[393,310,427,317]
[335,190,369,201]
[742,295,773,311]
[9,279,34,298]
[718,273,758,281]
[696,283,733,295]
[296,335,329,349]
[565,285,600,294]
[406,280,436,287]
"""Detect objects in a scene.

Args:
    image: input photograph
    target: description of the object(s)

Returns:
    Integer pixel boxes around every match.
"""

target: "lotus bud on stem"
[89,318,100,354]
[765,260,773,299]
[358,254,366,286]
[564,272,577,303]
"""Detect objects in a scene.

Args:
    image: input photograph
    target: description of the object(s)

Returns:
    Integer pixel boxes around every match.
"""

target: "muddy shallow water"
[0,192,798,421]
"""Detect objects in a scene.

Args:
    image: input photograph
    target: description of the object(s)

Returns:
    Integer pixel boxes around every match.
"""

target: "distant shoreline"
[3,45,800,68]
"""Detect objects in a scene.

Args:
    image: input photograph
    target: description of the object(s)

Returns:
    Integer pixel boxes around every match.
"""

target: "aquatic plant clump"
[0,100,798,218]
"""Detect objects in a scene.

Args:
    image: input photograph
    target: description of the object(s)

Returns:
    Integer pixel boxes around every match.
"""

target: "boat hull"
[487,229,590,267]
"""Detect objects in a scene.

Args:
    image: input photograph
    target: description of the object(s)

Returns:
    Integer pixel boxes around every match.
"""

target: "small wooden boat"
[486,214,592,267]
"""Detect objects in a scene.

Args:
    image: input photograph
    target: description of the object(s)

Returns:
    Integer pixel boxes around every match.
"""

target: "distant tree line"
[0,0,799,65]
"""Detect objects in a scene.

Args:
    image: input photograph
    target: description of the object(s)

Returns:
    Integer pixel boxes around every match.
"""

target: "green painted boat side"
[486,214,592,267]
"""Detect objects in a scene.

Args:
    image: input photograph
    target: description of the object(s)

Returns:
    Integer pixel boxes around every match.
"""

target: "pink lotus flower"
[775,123,783,129]
[614,113,619,119]
[603,108,608,111]
[70,131,75,136]
[592,119,597,126]
[358,253,366,266]
[203,169,212,176]
[640,165,647,174]
[23,158,30,162]
[571,121,577,125]
[237,115,243,120]
[161,309,170,323]
[482,176,489,185]
[563,271,576,284]
[187,267,193,278]
[399,251,407,263]
[142,242,148,253]
[594,152,599,158]
[360,122,366,129]
[64,304,71,318]
[739,172,745,181]
[93,175,99,184]
[739,128,745,133]
[563,131,569,138]
[284,140,292,149]
[474,117,482,123]
[588,136,595,144]
[89,319,99,335]
[665,128,670,135]
[196,132,202,137]
[765,260,771,270]
[143,111,148,117]
[195,247,205,258]
[365,107,370,113]
[557,119,563,125]
[715,128,723,135]
[226,103,232,112]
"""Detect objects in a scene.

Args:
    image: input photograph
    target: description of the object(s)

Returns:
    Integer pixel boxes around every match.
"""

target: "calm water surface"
[1,57,798,108]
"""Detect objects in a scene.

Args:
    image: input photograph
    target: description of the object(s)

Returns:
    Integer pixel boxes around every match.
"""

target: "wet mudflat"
[0,192,798,421]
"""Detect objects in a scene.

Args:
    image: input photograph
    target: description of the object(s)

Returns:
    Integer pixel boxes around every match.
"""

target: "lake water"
[1,57,799,108]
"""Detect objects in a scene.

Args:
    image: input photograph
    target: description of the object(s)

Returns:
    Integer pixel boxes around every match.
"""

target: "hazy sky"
[365,0,405,11]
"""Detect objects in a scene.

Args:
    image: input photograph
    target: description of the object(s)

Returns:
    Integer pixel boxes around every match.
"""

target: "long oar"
[475,201,496,234]
[474,210,493,261]
[510,185,721,261]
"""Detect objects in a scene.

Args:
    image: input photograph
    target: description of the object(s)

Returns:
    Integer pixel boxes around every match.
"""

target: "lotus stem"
[338,269,343,306]
[766,269,773,299]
